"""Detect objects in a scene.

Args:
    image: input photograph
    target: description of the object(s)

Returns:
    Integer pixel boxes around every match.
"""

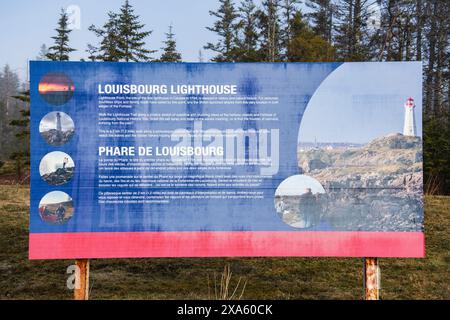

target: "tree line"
[2,0,449,193]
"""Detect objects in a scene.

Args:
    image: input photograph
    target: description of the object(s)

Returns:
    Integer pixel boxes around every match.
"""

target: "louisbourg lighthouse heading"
[98,83,238,95]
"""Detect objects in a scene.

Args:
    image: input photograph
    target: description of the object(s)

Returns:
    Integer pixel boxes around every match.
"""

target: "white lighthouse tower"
[56,112,62,132]
[403,97,416,136]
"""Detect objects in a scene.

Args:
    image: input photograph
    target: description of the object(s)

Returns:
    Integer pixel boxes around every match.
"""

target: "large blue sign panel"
[29,62,424,259]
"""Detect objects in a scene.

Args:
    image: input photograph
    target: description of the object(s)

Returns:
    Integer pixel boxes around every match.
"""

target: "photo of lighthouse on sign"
[403,97,417,137]
[289,62,423,232]
[39,111,75,146]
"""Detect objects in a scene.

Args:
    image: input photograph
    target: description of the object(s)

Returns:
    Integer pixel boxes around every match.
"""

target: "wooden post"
[74,259,90,300]
[364,258,380,300]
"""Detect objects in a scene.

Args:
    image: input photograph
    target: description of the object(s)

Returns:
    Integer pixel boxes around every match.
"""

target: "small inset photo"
[39,151,75,185]
[39,111,75,146]
[274,175,326,229]
[38,191,74,224]
[39,72,74,106]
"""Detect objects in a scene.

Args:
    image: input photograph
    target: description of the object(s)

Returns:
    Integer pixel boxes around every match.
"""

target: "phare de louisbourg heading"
[98,84,238,95]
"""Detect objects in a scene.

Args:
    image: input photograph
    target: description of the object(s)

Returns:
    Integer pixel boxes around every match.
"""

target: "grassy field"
[0,184,448,300]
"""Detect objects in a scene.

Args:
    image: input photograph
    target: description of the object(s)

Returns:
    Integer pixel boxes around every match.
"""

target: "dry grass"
[208,264,247,300]
[0,185,448,300]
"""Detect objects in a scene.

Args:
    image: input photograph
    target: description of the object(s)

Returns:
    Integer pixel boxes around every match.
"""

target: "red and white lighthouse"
[403,97,416,136]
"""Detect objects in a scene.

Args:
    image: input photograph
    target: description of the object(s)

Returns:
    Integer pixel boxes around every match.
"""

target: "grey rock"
[297,133,424,231]
[42,167,74,185]
[41,129,75,146]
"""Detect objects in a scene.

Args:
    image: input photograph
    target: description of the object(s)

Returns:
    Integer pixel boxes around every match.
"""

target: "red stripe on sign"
[29,231,425,259]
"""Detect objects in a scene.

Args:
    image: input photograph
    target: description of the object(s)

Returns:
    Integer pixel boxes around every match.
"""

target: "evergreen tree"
[0,65,20,123]
[0,65,29,179]
[117,0,155,61]
[306,0,334,43]
[423,0,449,117]
[280,0,302,60]
[333,0,373,61]
[46,9,76,61]
[36,44,49,60]
[257,0,282,61]
[88,12,122,61]
[86,44,98,61]
[287,11,335,61]
[9,89,30,180]
[159,25,182,62]
[0,65,20,158]
[236,0,261,61]
[204,0,240,62]
[415,0,423,61]
[374,1,416,61]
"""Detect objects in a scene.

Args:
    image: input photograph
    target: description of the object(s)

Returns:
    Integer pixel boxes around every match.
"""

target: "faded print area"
[275,175,327,229]
[297,133,422,231]
[279,62,423,232]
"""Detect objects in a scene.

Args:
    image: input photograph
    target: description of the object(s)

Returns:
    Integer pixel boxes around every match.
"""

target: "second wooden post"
[364,257,380,300]
[74,259,90,300]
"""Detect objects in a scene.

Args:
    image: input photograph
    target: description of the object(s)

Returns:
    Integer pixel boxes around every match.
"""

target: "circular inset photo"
[274,175,326,229]
[39,111,75,146]
[39,72,74,106]
[39,151,75,186]
[38,191,74,224]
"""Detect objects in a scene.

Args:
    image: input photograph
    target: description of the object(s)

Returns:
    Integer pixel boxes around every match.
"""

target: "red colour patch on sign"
[29,231,425,259]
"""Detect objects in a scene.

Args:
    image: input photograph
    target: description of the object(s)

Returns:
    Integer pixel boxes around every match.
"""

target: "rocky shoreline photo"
[277,133,423,231]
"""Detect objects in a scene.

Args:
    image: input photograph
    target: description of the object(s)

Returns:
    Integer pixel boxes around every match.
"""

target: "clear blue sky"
[0,0,238,81]
[298,62,423,143]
